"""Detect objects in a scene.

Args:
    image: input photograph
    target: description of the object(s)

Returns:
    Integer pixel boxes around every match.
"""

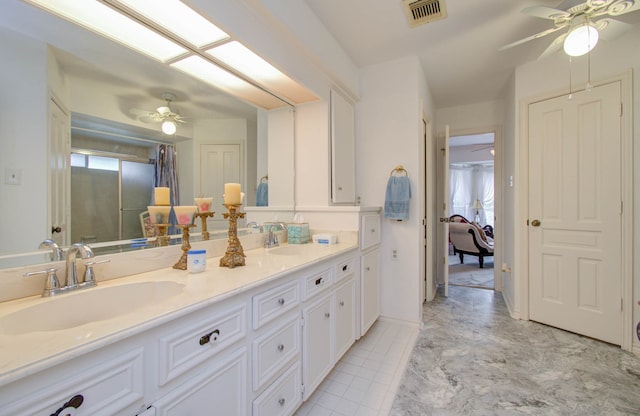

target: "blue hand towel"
[384,176,411,220]
[256,182,268,206]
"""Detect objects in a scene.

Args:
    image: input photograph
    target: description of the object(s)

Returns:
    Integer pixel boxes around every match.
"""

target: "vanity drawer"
[252,314,300,390]
[253,280,300,330]
[302,268,333,301]
[252,362,302,416]
[361,213,381,250]
[0,347,144,416]
[335,257,356,283]
[157,302,247,386]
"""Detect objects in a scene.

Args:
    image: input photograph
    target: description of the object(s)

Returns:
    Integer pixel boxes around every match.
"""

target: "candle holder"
[153,224,171,246]
[195,211,215,240]
[173,224,196,270]
[219,204,246,268]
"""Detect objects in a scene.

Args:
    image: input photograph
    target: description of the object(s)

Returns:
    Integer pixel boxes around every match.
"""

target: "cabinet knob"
[324,312,330,318]
[365,267,370,272]
[342,265,348,272]
[277,344,285,352]
[50,394,83,416]
[339,301,345,307]
[278,398,286,406]
[371,229,375,233]
[278,298,285,306]
[199,329,220,345]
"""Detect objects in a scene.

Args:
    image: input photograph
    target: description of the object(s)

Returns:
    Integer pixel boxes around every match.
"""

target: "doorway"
[448,133,495,290]
[436,128,503,294]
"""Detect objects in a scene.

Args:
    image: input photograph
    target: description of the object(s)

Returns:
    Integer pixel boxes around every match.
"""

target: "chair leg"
[479,255,484,268]
[459,253,464,264]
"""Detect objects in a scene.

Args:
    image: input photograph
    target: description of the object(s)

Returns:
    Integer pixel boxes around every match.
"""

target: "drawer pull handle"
[277,343,285,352]
[199,329,220,345]
[365,267,370,272]
[278,398,285,406]
[324,312,330,318]
[278,298,285,306]
[342,265,348,272]
[315,277,324,286]
[339,301,345,307]
[50,394,84,416]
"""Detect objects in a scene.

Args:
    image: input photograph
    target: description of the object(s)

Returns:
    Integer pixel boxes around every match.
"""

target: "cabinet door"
[361,249,380,336]
[334,278,355,361]
[330,89,355,204]
[302,294,332,400]
[153,348,248,416]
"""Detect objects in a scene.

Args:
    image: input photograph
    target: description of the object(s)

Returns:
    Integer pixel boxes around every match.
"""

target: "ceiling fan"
[140,92,186,135]
[500,0,640,59]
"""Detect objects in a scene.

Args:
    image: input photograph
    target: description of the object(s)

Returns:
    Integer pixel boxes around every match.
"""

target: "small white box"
[312,234,337,245]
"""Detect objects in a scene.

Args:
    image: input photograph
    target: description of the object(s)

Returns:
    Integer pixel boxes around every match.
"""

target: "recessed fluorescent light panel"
[25,0,186,62]
[171,56,287,109]
[112,0,230,48]
[207,41,318,103]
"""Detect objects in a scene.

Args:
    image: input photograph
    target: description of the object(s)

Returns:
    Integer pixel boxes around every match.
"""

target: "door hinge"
[300,316,305,327]
[301,384,306,396]
[620,102,623,117]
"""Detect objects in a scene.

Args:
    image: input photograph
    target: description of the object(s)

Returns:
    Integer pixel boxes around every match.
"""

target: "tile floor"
[294,319,420,416]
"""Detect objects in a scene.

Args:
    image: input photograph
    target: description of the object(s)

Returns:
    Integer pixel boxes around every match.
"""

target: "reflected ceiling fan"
[471,144,495,156]
[500,0,640,59]
[139,92,186,135]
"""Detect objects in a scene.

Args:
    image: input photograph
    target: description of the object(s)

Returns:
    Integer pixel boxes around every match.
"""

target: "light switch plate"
[4,168,21,185]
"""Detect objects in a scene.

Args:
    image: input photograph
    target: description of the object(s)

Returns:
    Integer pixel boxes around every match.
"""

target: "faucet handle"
[82,259,110,287]
[24,268,61,297]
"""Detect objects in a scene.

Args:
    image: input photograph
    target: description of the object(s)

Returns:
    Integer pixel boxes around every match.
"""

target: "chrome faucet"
[246,221,263,233]
[38,239,64,261]
[264,222,287,248]
[65,243,95,288]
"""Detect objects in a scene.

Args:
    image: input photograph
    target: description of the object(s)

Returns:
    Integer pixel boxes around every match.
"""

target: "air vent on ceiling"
[402,0,447,28]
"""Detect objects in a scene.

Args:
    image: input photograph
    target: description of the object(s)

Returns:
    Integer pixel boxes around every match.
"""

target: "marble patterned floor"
[448,255,494,289]
[390,286,640,415]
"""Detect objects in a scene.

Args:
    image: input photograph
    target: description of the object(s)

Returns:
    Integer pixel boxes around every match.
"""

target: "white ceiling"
[302,0,640,107]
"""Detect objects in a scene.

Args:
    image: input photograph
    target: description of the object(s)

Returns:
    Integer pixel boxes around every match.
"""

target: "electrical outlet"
[392,249,399,261]
[4,168,21,185]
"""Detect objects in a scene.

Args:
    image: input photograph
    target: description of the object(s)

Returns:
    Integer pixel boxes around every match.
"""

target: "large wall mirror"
[0,0,295,268]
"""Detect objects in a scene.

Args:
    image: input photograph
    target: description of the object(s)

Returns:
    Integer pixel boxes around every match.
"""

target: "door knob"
[531,219,541,227]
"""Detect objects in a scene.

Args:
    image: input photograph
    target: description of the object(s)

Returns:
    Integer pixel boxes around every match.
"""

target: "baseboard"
[377,315,422,329]
[632,344,640,357]
[501,291,521,320]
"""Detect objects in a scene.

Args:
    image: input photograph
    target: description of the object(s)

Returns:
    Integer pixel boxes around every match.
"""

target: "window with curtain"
[449,164,494,227]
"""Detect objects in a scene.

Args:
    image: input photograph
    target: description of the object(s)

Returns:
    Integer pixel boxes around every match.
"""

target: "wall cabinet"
[330,89,356,204]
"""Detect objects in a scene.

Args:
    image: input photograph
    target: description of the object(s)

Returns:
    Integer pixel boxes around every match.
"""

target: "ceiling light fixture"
[161,120,177,135]
[563,18,599,57]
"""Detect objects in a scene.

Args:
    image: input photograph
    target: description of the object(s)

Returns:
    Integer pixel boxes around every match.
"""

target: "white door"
[49,97,70,246]
[528,81,622,345]
[200,143,242,229]
[437,126,450,296]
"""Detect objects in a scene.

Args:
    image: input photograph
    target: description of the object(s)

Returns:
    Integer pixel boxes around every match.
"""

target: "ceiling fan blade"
[596,17,633,40]
[522,5,571,20]
[538,32,568,60]
[499,25,566,51]
[606,0,640,16]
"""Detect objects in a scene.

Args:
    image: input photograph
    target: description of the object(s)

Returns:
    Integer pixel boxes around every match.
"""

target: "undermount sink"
[0,281,184,335]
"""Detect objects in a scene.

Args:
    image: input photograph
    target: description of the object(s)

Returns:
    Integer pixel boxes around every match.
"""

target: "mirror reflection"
[0,0,295,268]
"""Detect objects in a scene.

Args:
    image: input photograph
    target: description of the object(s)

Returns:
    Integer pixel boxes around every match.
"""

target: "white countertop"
[0,242,358,387]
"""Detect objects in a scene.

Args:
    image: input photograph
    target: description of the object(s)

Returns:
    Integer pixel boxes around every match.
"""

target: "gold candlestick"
[195,211,215,240]
[173,224,195,270]
[153,223,171,246]
[219,204,246,268]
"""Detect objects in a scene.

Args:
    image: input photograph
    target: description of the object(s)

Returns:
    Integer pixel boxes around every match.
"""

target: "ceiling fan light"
[563,23,599,56]
[162,120,177,135]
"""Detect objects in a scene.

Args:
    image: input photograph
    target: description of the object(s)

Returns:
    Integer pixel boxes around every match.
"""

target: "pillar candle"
[194,197,213,212]
[154,187,170,206]
[224,183,241,205]
[173,206,197,225]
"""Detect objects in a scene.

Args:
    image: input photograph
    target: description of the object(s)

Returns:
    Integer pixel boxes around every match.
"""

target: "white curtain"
[449,165,494,227]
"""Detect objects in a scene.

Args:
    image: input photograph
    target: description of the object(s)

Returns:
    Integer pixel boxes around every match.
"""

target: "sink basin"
[0,281,184,335]
[267,245,309,256]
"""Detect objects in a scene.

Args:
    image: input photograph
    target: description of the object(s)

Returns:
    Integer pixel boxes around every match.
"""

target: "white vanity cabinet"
[360,213,381,336]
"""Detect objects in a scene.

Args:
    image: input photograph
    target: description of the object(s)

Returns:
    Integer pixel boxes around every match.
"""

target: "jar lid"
[188,249,206,254]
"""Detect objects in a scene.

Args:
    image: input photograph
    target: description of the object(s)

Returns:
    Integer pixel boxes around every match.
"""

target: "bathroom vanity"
[0,242,363,416]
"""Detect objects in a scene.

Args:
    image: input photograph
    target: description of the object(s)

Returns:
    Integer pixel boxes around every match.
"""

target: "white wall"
[513,28,640,346]
[0,28,48,253]
[357,56,434,324]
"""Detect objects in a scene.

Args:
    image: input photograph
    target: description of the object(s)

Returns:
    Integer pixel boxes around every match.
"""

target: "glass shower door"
[121,161,154,240]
